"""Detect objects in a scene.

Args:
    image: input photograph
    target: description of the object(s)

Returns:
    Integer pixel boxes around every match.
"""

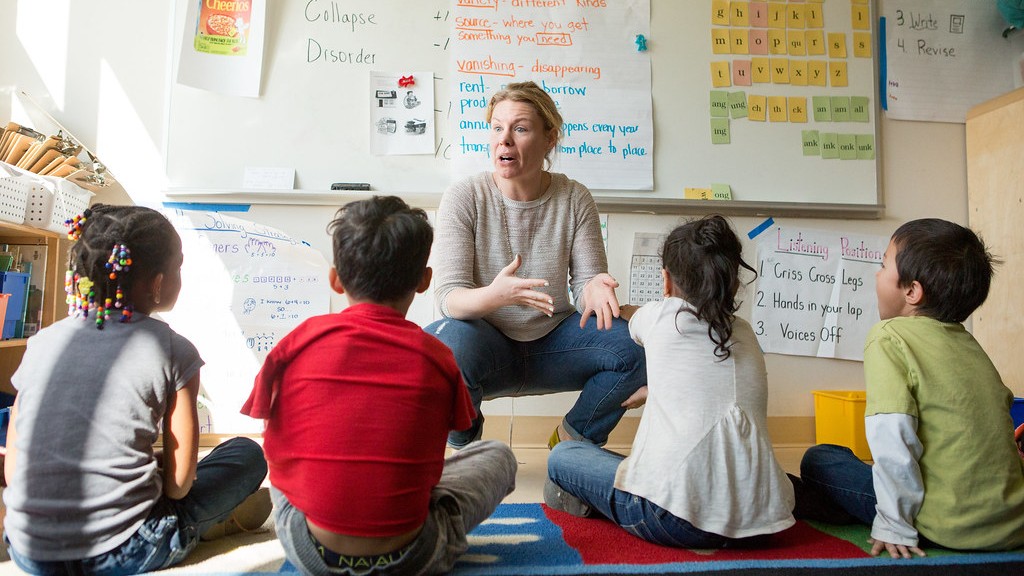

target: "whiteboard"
[166,0,881,211]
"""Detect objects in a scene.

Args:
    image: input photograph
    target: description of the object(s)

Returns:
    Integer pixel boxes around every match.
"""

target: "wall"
[1,0,970,420]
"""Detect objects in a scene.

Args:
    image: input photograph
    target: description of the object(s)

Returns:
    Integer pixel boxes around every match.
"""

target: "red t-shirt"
[243,303,475,537]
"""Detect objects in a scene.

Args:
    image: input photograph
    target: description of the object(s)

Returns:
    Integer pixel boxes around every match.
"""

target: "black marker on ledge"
[331,183,371,191]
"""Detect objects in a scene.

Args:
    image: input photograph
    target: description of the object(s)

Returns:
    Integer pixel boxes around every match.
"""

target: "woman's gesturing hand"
[580,273,621,330]
[492,254,555,316]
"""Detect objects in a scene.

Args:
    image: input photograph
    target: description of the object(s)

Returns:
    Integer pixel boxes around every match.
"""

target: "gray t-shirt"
[433,171,607,342]
[4,314,203,560]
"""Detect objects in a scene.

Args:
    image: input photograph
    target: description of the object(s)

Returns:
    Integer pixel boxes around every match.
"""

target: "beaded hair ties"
[64,211,136,329]
[99,243,133,328]
[64,209,92,241]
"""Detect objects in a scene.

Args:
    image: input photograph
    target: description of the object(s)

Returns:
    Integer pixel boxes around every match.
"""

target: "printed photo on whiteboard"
[370,71,435,155]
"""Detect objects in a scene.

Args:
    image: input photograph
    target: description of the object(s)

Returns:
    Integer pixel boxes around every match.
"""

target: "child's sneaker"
[200,487,272,541]
[543,478,592,517]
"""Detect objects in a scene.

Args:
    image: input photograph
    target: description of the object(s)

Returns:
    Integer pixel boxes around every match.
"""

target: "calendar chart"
[629,232,667,306]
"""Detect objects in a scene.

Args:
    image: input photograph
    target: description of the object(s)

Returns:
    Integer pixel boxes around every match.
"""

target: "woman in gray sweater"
[426,81,646,449]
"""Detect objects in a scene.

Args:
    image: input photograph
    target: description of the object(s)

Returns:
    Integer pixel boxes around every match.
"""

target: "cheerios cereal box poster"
[194,0,252,56]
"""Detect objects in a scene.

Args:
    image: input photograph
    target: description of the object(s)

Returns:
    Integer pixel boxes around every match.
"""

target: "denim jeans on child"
[5,437,267,576]
[426,313,645,447]
[547,441,734,548]
[798,443,877,524]
[271,440,517,576]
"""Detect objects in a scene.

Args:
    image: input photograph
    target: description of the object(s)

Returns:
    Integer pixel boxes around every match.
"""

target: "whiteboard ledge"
[163,189,445,209]
[163,189,884,219]
[593,197,885,220]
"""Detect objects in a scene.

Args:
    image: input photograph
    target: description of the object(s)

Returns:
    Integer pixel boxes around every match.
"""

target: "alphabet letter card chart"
[752,225,885,361]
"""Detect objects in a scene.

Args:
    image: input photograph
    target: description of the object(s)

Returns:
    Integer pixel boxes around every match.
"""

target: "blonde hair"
[485,81,563,165]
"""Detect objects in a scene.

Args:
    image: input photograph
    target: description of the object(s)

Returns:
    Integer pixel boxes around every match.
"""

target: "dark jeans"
[426,314,646,447]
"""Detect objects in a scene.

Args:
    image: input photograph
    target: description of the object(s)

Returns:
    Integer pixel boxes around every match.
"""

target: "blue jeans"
[798,444,877,525]
[547,442,733,548]
[5,437,267,575]
[426,313,646,447]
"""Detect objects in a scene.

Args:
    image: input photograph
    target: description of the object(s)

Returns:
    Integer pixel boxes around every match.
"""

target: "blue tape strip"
[747,217,774,240]
[162,202,251,212]
[879,16,887,110]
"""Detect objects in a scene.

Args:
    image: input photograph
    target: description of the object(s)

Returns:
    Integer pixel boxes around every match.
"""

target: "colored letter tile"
[748,94,767,121]
[803,130,821,156]
[710,90,730,117]
[829,60,849,87]
[733,60,753,86]
[711,61,732,87]
[711,118,731,144]
[850,96,870,122]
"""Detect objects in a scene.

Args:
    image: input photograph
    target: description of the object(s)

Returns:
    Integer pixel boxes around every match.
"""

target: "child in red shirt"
[243,196,517,574]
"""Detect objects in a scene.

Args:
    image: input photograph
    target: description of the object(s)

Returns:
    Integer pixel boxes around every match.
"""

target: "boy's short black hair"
[891,218,998,323]
[327,196,432,302]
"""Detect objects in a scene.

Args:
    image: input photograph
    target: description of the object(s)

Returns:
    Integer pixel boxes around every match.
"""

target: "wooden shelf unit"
[0,221,66,396]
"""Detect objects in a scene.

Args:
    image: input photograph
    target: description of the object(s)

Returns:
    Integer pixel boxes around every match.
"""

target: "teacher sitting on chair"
[427,81,646,449]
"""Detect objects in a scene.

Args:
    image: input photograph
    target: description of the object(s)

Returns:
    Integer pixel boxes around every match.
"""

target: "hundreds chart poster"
[450,0,653,190]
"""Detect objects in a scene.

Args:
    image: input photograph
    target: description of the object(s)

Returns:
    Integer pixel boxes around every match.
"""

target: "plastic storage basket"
[812,390,873,461]
[0,162,31,224]
[23,174,93,233]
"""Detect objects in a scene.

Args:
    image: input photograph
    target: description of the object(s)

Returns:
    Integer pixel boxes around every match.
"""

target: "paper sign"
[243,167,295,190]
[752,225,886,361]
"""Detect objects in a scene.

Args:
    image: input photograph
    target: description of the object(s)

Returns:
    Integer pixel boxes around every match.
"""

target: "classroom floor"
[0,445,809,572]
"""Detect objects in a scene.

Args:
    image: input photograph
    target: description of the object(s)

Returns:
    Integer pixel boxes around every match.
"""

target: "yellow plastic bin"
[812,390,872,461]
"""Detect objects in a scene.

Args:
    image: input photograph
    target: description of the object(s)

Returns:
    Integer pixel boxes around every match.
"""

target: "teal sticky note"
[711,118,730,144]
[728,91,748,119]
[821,132,839,159]
[856,134,875,159]
[831,96,851,122]
[802,130,821,156]
[850,96,870,122]
[838,134,857,159]
[813,96,832,122]
[710,91,729,117]
[711,183,733,200]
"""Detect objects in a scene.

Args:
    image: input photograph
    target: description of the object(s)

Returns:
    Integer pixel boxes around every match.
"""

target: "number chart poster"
[752,225,885,361]
[451,0,653,190]
[163,210,331,433]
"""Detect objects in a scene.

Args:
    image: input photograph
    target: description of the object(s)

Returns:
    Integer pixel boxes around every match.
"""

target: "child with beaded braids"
[3,204,270,575]
[545,214,795,548]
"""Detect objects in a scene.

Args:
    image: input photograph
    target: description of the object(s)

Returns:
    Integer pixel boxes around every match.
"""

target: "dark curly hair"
[661,215,755,360]
[67,204,180,328]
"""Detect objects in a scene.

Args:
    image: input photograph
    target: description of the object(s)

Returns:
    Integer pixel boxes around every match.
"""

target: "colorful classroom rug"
[275,503,1024,575]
